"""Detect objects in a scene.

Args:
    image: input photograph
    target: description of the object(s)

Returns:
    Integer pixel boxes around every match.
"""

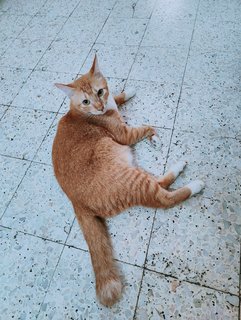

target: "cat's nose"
[96,102,104,111]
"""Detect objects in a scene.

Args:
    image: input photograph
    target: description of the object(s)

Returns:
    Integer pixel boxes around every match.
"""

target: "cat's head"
[55,55,112,115]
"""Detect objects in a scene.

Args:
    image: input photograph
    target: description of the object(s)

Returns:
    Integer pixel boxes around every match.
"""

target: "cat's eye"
[97,89,104,97]
[82,99,90,105]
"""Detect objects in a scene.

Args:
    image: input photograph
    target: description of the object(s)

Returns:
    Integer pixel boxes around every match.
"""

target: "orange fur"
[52,55,203,306]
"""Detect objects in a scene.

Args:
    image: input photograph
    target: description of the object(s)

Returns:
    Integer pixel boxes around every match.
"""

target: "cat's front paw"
[124,87,136,101]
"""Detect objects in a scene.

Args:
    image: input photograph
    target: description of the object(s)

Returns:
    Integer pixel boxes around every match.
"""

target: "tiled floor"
[0,0,240,319]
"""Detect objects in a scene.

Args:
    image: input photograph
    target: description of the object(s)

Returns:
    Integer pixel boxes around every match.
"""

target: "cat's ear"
[55,83,75,98]
[89,54,101,76]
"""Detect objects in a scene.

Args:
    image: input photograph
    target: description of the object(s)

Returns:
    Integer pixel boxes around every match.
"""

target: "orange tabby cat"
[52,55,205,306]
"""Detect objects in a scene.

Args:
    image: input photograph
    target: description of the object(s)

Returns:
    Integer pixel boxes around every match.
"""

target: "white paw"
[124,87,136,101]
[150,134,160,147]
[187,180,205,196]
[97,279,122,306]
[169,160,187,178]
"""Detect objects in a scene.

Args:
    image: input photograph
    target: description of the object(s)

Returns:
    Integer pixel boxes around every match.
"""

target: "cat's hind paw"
[187,180,205,196]
[124,87,136,101]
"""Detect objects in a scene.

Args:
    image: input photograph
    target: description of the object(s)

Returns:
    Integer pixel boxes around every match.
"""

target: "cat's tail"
[75,209,122,306]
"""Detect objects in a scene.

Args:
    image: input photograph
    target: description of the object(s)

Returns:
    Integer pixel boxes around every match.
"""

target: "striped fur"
[52,55,205,306]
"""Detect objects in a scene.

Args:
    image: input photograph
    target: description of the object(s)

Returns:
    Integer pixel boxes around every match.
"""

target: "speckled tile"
[111,0,156,19]
[0,107,55,160]
[1,163,74,242]
[59,77,126,114]
[0,36,14,57]
[0,67,31,105]
[12,71,76,112]
[19,14,66,41]
[34,114,62,165]
[0,0,46,15]
[175,82,241,139]
[72,0,113,18]
[121,80,179,129]
[142,16,194,50]
[192,20,241,54]
[198,0,241,25]
[0,105,8,119]
[152,0,199,19]
[129,46,187,83]
[133,128,172,176]
[0,227,63,319]
[38,246,143,320]
[81,44,138,79]
[38,0,80,17]
[36,38,92,74]
[97,17,148,46]
[67,206,155,266]
[185,51,240,85]
[0,155,29,218]
[135,270,239,320]
[165,130,241,201]
[146,197,240,295]
[0,38,52,69]
[0,13,33,38]
[59,14,107,43]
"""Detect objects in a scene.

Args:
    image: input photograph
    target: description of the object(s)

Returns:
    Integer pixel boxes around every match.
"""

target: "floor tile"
[72,0,113,18]
[152,0,199,19]
[0,107,55,160]
[165,130,241,201]
[135,270,239,320]
[38,0,80,17]
[58,14,107,43]
[12,71,76,112]
[0,67,31,105]
[0,105,8,119]
[19,14,66,41]
[130,46,187,83]
[0,0,46,15]
[111,0,156,19]
[0,155,29,218]
[67,206,155,267]
[133,128,172,176]
[0,14,33,38]
[146,197,240,295]
[38,246,143,319]
[0,228,63,319]
[34,114,62,165]
[81,44,138,79]
[0,38,52,69]
[36,38,92,74]
[192,20,241,54]
[198,0,241,25]
[175,82,241,139]
[122,80,179,129]
[1,163,74,242]
[97,17,148,46]
[142,16,194,49]
[0,36,14,57]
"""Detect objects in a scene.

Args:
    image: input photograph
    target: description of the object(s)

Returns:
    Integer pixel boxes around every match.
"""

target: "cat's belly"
[118,146,134,167]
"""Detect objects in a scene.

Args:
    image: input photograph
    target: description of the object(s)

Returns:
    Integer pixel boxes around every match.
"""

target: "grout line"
[143,266,240,297]
[163,0,201,173]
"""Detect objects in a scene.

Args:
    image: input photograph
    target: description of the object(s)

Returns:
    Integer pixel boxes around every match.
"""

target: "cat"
[52,55,205,307]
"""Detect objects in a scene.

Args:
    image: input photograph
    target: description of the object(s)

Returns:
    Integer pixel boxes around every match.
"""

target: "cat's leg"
[114,88,136,107]
[75,210,122,307]
[109,168,205,210]
[158,160,187,189]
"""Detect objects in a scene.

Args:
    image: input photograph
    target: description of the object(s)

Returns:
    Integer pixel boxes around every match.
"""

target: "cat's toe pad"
[124,88,136,101]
